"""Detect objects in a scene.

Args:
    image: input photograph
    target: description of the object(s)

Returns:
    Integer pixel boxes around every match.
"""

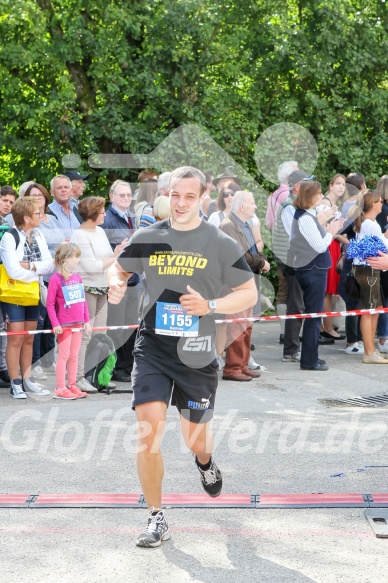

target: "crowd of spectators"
[1,164,387,399]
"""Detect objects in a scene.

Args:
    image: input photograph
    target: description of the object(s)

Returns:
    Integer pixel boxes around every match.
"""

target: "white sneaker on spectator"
[344,342,364,355]
[248,356,264,370]
[77,377,98,393]
[378,340,388,353]
[23,377,51,396]
[215,356,225,370]
[33,365,47,380]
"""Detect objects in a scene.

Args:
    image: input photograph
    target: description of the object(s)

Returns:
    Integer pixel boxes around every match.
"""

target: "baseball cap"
[64,170,89,181]
[288,170,316,189]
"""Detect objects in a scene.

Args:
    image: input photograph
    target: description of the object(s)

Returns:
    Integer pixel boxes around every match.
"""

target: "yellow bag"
[0,264,39,306]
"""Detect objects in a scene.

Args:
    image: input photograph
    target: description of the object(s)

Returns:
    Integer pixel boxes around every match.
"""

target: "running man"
[108,166,257,547]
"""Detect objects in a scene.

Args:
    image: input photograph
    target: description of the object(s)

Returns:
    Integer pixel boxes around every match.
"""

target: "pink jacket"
[265,184,290,230]
[46,272,90,328]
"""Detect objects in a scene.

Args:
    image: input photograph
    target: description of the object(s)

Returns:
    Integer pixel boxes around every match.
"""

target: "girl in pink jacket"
[47,242,92,399]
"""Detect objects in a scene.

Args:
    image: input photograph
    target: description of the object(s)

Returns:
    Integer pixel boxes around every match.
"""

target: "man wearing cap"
[64,170,89,205]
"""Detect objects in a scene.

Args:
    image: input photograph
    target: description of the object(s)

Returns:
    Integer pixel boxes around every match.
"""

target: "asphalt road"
[0,318,387,582]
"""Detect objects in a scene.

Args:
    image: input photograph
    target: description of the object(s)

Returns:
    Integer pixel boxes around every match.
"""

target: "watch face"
[209,300,217,310]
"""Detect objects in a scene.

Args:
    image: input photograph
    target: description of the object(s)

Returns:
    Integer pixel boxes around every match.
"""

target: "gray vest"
[272,194,295,266]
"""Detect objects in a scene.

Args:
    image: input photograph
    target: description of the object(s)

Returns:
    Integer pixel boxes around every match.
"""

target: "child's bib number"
[62,283,85,306]
[155,302,199,337]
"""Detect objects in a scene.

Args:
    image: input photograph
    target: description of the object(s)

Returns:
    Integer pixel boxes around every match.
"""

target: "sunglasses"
[222,191,235,198]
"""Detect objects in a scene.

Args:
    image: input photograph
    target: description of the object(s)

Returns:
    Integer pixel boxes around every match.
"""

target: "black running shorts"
[131,356,218,424]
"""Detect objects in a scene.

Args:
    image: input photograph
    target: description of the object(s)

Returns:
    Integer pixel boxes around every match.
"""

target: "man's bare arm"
[107,261,133,304]
[179,278,257,316]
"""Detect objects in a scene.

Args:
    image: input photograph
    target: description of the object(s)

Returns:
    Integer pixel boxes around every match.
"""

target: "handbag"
[344,265,361,301]
[0,264,39,306]
[39,277,48,307]
[335,252,345,274]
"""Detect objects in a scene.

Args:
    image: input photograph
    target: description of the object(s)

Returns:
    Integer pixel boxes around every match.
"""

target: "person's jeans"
[295,267,327,368]
[338,257,362,344]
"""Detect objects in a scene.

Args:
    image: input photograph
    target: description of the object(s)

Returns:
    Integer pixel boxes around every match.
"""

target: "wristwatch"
[208,300,217,315]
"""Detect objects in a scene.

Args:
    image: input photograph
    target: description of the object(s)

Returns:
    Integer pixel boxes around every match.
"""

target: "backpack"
[84,333,117,393]
[0,227,20,264]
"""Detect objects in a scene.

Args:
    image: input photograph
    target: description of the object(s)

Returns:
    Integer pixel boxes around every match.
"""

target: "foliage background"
[0,0,386,194]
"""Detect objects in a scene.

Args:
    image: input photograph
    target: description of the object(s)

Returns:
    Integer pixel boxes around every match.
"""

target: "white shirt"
[0,229,53,282]
[297,209,333,254]
[354,218,388,265]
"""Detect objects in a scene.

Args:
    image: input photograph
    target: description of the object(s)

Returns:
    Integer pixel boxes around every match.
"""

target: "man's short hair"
[50,175,72,191]
[277,161,298,184]
[158,171,172,194]
[110,180,132,196]
[1,185,17,198]
[231,191,252,213]
[169,167,206,196]
[12,197,39,228]
[78,196,105,221]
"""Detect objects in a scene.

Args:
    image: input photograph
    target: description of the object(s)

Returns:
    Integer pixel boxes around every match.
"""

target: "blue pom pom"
[347,235,387,263]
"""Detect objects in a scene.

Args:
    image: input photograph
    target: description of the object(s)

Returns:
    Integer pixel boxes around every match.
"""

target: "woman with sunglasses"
[208,182,239,228]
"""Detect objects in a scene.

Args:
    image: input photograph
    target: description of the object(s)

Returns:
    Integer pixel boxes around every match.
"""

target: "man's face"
[240,194,256,221]
[169,177,202,230]
[110,184,132,212]
[52,177,71,204]
[71,179,86,199]
[0,195,15,216]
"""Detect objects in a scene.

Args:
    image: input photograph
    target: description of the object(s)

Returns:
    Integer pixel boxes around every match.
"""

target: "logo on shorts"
[187,396,211,410]
[182,336,212,352]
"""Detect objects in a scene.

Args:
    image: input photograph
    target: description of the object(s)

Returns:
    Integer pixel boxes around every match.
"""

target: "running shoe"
[10,379,27,399]
[54,388,78,400]
[195,456,223,498]
[136,507,171,548]
[67,385,88,398]
[23,377,51,396]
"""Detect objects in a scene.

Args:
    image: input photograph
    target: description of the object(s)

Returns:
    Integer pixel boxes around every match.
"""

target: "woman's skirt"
[326,239,341,294]
[354,265,382,309]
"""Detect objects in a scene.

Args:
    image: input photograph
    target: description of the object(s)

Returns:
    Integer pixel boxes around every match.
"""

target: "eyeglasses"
[222,191,235,198]
[114,193,132,199]
[30,193,45,198]
[99,211,106,215]
[32,212,42,216]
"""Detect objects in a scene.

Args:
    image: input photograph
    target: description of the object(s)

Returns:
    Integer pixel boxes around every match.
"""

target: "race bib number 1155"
[155,302,199,337]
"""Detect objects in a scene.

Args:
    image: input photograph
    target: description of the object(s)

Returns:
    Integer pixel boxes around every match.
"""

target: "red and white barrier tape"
[1,307,388,336]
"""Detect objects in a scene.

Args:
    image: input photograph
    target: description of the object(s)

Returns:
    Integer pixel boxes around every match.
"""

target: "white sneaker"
[248,356,262,370]
[378,340,388,353]
[362,351,388,364]
[33,365,47,380]
[344,342,364,355]
[215,356,225,370]
[77,377,98,393]
[10,379,27,399]
[23,377,51,395]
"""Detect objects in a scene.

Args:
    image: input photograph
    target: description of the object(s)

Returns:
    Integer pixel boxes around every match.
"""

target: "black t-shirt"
[117,219,253,368]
